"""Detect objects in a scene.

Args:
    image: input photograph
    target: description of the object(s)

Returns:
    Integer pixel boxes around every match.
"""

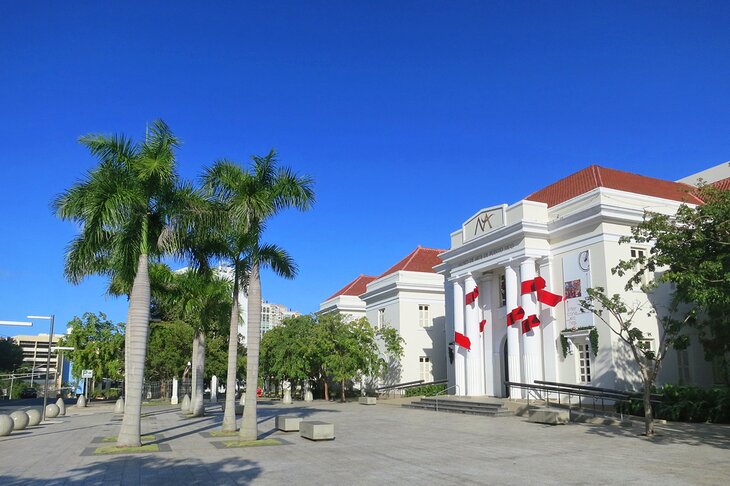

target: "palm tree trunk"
[191,331,206,416]
[117,254,150,448]
[240,262,261,441]
[190,336,198,412]
[222,276,240,431]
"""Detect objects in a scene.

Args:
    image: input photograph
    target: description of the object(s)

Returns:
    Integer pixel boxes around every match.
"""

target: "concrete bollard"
[114,397,125,414]
[77,395,87,408]
[0,414,14,436]
[26,409,42,426]
[181,393,191,412]
[211,375,218,402]
[240,393,245,406]
[171,377,179,405]
[45,404,60,419]
[10,411,29,430]
[56,397,66,416]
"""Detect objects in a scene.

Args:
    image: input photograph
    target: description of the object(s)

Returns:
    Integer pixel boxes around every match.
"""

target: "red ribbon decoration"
[506,306,525,326]
[454,331,471,350]
[479,319,487,332]
[521,314,541,334]
[520,276,563,307]
[465,286,480,305]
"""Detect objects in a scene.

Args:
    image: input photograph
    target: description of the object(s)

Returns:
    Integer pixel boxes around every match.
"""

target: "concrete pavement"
[0,398,728,485]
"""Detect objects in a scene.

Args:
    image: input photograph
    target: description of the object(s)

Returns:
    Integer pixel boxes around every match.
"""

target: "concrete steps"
[403,397,512,417]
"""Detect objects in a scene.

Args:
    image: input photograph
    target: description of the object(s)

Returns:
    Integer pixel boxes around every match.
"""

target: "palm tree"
[54,120,191,447]
[204,150,314,438]
[151,265,231,417]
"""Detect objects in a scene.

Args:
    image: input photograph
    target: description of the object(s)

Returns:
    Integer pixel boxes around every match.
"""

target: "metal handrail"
[433,384,460,412]
[375,379,424,391]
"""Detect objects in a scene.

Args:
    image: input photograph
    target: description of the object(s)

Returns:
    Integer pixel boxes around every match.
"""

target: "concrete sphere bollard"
[181,394,190,412]
[77,395,87,408]
[239,393,245,406]
[26,409,42,426]
[114,397,125,414]
[0,414,14,436]
[45,404,60,419]
[56,398,66,416]
[10,411,29,430]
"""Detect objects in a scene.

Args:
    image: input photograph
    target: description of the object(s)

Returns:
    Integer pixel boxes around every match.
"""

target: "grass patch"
[220,438,283,448]
[142,399,169,406]
[101,435,156,442]
[93,444,160,455]
[208,430,240,437]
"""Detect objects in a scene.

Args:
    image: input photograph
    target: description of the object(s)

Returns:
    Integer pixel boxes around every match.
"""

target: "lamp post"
[27,315,54,421]
[0,320,32,399]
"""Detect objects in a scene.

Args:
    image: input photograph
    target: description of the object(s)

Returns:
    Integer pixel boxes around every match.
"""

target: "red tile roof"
[325,275,378,301]
[525,165,704,207]
[378,246,446,278]
[712,177,730,191]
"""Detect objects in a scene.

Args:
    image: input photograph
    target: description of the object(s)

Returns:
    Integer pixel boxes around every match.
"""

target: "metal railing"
[434,384,460,412]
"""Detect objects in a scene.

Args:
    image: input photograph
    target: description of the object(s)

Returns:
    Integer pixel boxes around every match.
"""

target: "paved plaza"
[1,398,728,485]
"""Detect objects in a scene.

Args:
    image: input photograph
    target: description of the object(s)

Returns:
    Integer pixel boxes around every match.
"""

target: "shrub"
[404,384,447,397]
[616,385,730,423]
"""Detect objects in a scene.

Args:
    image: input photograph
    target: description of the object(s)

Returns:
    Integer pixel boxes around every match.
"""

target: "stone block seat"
[528,409,570,425]
[358,396,376,405]
[299,421,335,441]
[276,415,302,432]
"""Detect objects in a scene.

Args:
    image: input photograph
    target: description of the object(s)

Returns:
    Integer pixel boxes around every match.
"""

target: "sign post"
[81,370,93,399]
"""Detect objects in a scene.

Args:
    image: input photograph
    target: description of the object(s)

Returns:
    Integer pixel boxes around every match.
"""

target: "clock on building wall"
[578,250,590,271]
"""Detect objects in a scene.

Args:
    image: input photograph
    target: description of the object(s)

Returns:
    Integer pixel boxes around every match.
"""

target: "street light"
[27,315,54,421]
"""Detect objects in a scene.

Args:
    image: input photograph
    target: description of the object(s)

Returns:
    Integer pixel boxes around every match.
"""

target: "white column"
[520,258,544,388]
[539,258,559,384]
[211,375,218,402]
[505,264,523,398]
[480,275,495,396]
[464,274,483,396]
[452,278,466,396]
[171,377,179,405]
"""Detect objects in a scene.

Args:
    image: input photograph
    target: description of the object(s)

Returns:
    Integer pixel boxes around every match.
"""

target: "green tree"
[317,314,404,402]
[53,120,199,447]
[614,184,730,383]
[260,316,318,389]
[581,287,689,436]
[203,150,314,437]
[145,321,194,381]
[60,312,125,387]
[0,338,24,372]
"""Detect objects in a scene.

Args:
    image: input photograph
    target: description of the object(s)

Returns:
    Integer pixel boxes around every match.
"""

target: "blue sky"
[1,1,729,337]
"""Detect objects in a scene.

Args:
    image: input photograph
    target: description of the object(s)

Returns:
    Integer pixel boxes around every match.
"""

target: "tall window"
[630,247,649,287]
[418,304,430,327]
[377,309,385,329]
[499,274,506,307]
[677,348,690,385]
[419,356,432,382]
[577,342,591,383]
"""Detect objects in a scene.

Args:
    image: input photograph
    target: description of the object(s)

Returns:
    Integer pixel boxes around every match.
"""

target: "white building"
[322,247,448,387]
[318,275,377,320]
[436,164,718,398]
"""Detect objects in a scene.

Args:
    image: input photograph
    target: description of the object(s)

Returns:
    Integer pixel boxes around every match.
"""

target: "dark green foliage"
[60,312,125,381]
[404,384,447,397]
[145,321,194,380]
[0,338,24,371]
[617,385,730,423]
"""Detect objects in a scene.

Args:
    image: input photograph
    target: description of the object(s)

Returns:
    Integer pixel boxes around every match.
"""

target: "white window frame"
[419,355,432,383]
[377,308,385,329]
[499,274,506,308]
[418,304,430,328]
[630,247,650,288]
[576,340,592,383]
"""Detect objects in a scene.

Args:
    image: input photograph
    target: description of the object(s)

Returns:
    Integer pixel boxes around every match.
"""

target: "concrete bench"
[276,415,302,432]
[528,409,569,425]
[299,421,335,441]
[358,397,376,405]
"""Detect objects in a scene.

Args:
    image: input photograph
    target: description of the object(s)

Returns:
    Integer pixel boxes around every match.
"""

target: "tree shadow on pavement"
[0,456,262,485]
[577,420,730,449]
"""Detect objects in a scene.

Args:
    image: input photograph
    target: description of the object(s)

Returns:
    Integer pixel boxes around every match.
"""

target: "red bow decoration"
[465,286,479,305]
[479,319,487,333]
[521,314,541,334]
[454,331,471,350]
[506,306,525,326]
[520,276,563,307]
